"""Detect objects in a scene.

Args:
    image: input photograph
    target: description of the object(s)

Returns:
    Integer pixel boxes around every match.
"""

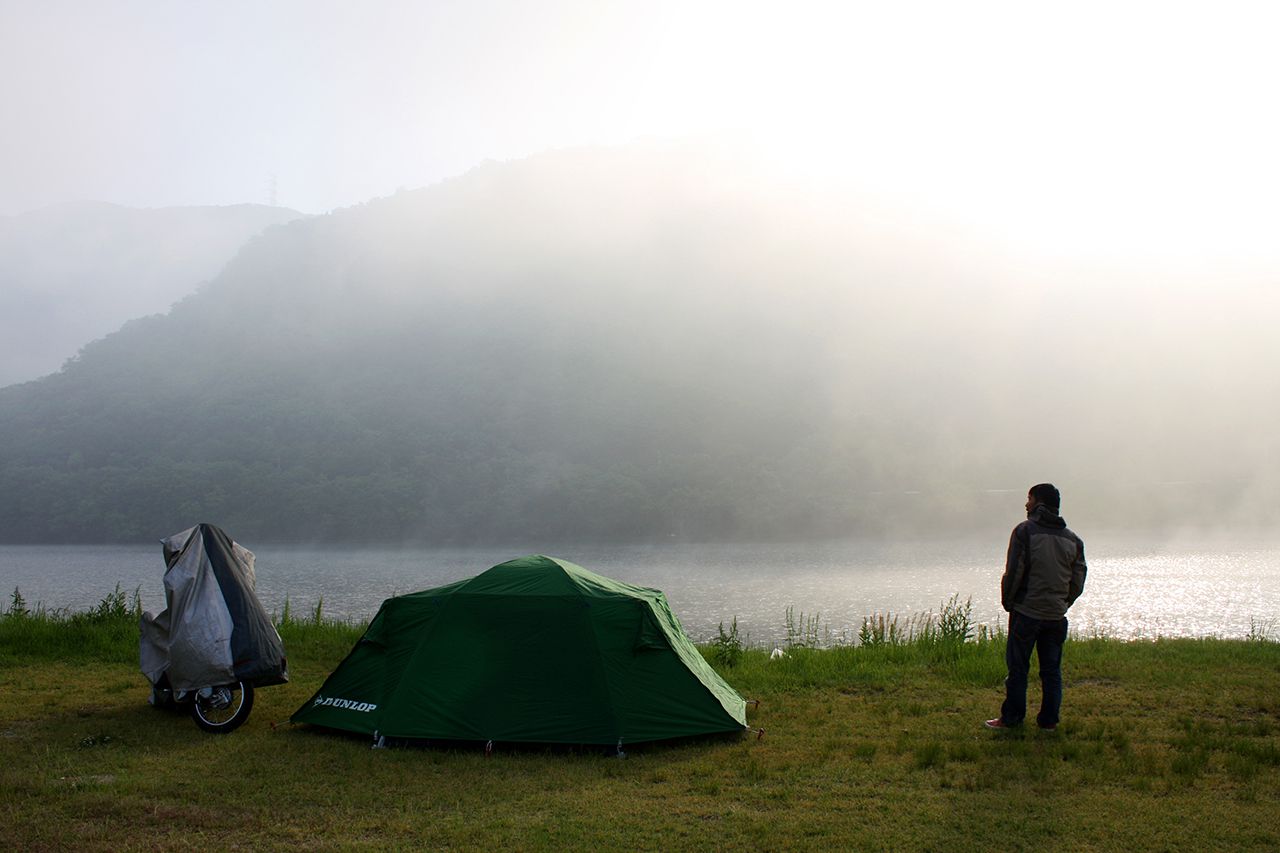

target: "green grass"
[2,594,1279,851]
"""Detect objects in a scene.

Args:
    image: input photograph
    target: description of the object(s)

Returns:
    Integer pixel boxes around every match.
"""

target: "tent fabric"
[291,555,747,745]
[139,524,288,692]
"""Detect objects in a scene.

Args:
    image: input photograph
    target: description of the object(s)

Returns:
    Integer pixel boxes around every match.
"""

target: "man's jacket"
[1002,505,1087,619]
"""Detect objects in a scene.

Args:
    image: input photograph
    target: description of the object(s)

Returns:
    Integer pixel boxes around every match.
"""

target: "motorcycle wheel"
[190,681,255,734]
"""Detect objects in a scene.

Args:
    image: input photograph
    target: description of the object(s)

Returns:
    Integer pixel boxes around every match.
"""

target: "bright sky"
[3,0,1278,266]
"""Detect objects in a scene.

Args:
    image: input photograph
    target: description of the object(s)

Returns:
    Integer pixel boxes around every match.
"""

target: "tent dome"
[291,555,747,745]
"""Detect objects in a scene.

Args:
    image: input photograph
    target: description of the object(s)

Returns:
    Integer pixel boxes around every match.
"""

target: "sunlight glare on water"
[2,535,1277,646]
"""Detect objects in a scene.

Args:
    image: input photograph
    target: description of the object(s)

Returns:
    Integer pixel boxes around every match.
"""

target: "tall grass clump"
[715,596,1007,692]
[0,584,143,663]
[275,595,366,662]
[1246,617,1276,643]
[784,606,840,648]
[936,594,974,644]
[83,583,141,623]
[858,611,907,648]
[9,586,30,618]
[858,596,1003,683]
[858,595,975,654]
[711,617,744,668]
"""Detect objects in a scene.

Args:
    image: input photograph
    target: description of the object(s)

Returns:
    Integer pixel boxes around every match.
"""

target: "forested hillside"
[1,146,1275,544]
[0,201,302,387]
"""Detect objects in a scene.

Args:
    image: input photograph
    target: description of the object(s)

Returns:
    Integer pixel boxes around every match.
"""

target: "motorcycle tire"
[190,681,255,734]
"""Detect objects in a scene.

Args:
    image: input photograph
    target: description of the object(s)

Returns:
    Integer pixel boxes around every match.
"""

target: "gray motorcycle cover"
[139,524,288,692]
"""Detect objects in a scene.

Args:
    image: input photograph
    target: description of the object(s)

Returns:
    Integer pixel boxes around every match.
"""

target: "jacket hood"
[1028,504,1067,529]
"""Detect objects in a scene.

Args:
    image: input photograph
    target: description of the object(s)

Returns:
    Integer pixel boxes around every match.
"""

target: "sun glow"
[600,0,1280,267]
[6,0,1278,271]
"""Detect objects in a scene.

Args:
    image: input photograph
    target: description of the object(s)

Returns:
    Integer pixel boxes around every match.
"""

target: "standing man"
[986,483,1087,731]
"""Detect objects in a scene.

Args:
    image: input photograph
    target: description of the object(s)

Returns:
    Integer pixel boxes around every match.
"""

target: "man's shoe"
[1039,724,1058,731]
[984,718,1011,730]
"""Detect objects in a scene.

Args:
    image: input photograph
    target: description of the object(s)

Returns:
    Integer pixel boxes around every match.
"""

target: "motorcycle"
[139,523,288,734]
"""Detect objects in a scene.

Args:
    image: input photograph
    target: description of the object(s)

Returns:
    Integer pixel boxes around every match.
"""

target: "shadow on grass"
[285,722,755,759]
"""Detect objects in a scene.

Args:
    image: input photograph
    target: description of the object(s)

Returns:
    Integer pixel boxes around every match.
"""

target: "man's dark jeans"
[1001,611,1069,727]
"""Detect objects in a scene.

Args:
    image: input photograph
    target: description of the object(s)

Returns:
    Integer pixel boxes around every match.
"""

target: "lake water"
[3,535,1279,645]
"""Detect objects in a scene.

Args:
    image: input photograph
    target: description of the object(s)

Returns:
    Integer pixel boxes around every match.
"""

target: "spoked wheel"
[190,681,255,733]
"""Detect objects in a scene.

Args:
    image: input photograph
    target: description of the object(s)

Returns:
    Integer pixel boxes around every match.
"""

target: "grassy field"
[2,592,1278,851]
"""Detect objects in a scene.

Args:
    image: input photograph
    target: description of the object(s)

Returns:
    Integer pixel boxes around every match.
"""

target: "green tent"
[291,555,748,745]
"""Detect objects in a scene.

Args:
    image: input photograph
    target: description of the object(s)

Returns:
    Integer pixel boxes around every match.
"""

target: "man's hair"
[1029,483,1061,510]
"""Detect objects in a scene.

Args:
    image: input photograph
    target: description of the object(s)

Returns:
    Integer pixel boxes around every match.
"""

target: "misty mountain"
[1,146,1276,544]
[0,201,303,387]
